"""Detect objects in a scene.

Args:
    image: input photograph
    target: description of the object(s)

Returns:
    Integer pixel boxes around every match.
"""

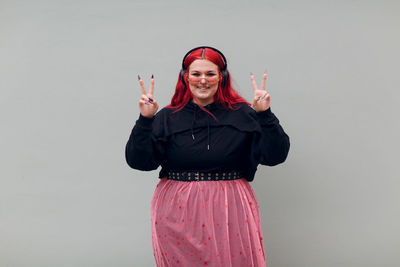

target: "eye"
[207,73,216,77]
[191,73,200,77]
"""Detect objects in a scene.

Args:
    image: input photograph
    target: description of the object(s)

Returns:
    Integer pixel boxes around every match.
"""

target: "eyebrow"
[190,70,217,73]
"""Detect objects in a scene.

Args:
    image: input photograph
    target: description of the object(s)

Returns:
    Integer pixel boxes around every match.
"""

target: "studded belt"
[166,170,242,181]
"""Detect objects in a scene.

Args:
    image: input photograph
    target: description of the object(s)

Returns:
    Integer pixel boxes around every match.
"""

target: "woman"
[125,46,290,266]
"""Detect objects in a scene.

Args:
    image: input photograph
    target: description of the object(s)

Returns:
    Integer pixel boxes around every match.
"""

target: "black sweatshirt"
[125,101,290,182]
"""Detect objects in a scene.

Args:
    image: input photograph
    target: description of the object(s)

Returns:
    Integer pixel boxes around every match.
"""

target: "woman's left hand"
[250,73,271,112]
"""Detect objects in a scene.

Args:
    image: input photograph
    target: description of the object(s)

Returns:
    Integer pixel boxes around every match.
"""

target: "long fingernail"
[250,72,253,76]
[148,98,153,104]
[138,75,141,80]
[151,74,154,79]
[264,68,268,74]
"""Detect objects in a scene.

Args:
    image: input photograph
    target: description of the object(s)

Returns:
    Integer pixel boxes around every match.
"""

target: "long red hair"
[166,48,249,116]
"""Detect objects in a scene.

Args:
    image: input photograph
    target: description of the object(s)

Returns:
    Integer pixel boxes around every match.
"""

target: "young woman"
[125,46,290,266]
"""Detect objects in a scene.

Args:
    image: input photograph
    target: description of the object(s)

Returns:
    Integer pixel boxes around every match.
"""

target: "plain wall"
[1,0,399,266]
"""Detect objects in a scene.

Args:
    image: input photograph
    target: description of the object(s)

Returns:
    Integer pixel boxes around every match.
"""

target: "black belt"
[166,170,242,181]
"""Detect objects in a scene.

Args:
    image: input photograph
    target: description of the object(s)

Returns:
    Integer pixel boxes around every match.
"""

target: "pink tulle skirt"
[151,178,266,267]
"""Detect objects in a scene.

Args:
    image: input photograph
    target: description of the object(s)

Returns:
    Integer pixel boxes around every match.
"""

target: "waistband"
[166,170,242,181]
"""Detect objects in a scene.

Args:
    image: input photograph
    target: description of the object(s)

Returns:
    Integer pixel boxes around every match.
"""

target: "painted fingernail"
[151,74,154,79]
[138,75,141,80]
[148,98,154,104]
[250,72,253,76]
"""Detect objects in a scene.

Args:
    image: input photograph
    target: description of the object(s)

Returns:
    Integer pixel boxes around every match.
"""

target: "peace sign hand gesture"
[250,73,271,112]
[138,75,159,118]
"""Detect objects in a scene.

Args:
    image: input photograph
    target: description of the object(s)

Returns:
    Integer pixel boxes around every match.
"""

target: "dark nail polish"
[151,74,154,79]
[148,98,154,104]
[138,75,141,80]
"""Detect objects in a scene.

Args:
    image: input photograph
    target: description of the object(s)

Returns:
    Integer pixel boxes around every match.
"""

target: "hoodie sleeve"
[254,107,290,166]
[125,112,166,171]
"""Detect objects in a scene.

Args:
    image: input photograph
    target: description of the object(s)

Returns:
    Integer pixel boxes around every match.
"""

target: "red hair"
[166,48,249,117]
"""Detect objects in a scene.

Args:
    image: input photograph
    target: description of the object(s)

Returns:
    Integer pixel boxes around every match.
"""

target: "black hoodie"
[125,101,290,182]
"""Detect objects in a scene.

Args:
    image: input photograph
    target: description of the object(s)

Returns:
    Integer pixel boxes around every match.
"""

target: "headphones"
[180,46,229,86]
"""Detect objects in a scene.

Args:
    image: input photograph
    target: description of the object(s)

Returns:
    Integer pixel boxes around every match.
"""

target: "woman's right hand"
[138,75,159,118]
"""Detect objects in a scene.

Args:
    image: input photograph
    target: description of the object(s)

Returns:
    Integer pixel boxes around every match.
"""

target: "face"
[187,59,220,106]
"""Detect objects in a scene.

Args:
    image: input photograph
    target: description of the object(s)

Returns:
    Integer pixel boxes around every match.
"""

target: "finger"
[250,74,258,93]
[149,74,154,95]
[146,93,153,100]
[139,77,147,95]
[139,99,150,106]
[141,94,149,101]
[261,73,267,91]
[261,92,268,99]
[258,92,269,101]
[252,97,258,109]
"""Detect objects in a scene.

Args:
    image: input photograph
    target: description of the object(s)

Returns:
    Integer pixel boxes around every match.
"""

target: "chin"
[197,95,213,101]
[197,94,211,99]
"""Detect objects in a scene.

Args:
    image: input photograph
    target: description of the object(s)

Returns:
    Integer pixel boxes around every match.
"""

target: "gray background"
[1,0,399,266]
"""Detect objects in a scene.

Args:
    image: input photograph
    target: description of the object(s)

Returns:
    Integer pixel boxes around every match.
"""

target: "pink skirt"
[150,178,266,267]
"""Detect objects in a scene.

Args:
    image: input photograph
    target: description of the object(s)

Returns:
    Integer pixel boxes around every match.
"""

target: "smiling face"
[187,59,220,106]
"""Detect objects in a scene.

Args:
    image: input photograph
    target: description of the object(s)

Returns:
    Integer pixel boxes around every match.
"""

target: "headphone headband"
[181,46,227,70]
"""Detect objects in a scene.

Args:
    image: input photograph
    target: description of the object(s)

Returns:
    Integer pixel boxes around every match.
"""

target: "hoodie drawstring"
[191,103,211,151]
[191,107,196,140]
[207,116,210,150]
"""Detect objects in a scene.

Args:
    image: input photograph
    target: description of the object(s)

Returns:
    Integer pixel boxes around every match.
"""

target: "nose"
[199,75,207,83]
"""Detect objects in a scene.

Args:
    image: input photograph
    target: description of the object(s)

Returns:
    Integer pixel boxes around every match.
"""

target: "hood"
[152,101,262,151]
